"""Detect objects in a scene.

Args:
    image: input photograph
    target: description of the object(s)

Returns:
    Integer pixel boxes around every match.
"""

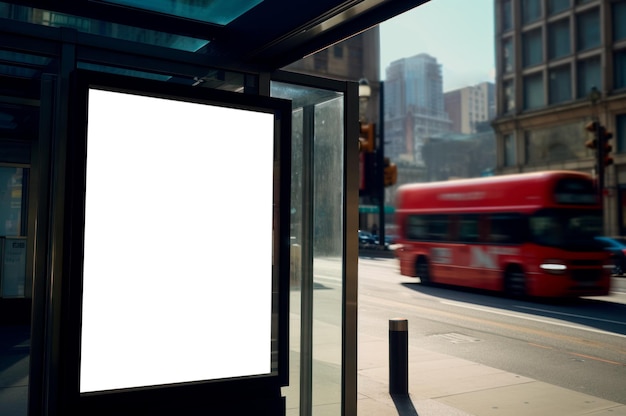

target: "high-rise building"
[383,53,452,166]
[492,0,626,235]
[445,82,496,134]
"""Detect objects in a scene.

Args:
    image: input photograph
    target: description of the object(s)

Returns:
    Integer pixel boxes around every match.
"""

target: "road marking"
[431,332,481,343]
[439,300,626,340]
[516,305,626,326]
[528,343,624,366]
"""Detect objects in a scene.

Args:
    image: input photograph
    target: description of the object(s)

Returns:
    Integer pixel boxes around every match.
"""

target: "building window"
[576,9,601,51]
[616,49,626,90]
[617,114,626,154]
[523,29,543,67]
[549,65,571,104]
[503,37,514,73]
[548,0,570,15]
[614,1,626,42]
[577,56,601,99]
[524,72,544,109]
[522,0,542,25]
[314,49,328,71]
[503,134,516,166]
[504,79,515,113]
[333,45,343,58]
[502,0,513,32]
[548,18,570,60]
[525,122,589,165]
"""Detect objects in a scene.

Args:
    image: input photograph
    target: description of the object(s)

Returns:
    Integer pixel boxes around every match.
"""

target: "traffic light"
[584,121,598,149]
[383,157,397,187]
[359,123,375,153]
[600,126,614,167]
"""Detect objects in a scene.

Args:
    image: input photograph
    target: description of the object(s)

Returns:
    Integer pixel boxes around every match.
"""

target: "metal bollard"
[389,318,408,395]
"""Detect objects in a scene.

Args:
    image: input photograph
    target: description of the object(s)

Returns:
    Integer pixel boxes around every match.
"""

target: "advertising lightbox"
[63,71,290,413]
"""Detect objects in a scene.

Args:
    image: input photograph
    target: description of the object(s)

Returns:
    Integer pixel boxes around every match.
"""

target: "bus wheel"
[416,258,430,285]
[504,267,526,298]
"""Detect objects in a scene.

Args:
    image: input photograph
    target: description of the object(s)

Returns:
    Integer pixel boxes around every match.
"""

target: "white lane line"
[440,300,626,339]
[515,305,626,326]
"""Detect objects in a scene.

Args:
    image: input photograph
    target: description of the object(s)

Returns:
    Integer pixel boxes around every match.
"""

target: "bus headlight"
[540,261,567,274]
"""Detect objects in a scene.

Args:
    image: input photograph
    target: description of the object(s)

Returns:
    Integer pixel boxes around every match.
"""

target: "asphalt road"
[356,257,626,405]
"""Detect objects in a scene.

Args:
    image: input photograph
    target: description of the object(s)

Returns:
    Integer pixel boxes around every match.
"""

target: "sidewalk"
[356,254,626,415]
[357,322,626,416]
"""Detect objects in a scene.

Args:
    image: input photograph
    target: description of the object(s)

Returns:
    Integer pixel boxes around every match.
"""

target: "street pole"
[589,87,603,204]
[595,120,604,204]
[378,81,385,249]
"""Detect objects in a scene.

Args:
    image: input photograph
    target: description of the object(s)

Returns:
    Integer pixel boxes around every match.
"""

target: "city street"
[356,256,626,406]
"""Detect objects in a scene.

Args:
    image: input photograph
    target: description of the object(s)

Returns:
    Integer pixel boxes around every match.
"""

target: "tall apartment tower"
[384,53,452,166]
[492,0,626,235]
[445,82,496,134]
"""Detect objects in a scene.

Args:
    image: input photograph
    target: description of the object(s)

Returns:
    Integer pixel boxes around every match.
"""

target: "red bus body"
[395,171,611,298]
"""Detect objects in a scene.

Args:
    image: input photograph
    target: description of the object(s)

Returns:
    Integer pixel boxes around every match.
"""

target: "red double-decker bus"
[394,171,612,298]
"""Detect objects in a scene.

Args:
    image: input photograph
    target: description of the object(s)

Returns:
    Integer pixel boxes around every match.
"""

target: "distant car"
[358,230,377,247]
[374,234,398,245]
[372,234,392,248]
[595,236,626,275]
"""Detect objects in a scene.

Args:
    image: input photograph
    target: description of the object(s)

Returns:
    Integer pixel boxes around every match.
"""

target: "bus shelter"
[0,1,428,415]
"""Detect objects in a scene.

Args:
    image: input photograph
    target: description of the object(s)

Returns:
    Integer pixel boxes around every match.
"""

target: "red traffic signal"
[359,123,375,153]
[600,126,614,166]
[383,157,397,187]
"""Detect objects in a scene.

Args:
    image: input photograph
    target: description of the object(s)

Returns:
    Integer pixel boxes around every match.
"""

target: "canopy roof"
[8,0,429,70]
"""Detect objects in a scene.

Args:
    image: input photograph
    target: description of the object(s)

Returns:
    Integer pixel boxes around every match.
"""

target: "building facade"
[283,28,381,125]
[445,82,496,134]
[384,53,452,166]
[492,0,626,235]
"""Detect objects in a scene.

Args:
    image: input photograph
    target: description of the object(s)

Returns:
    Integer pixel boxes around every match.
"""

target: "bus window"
[458,215,479,243]
[428,215,450,241]
[530,209,602,248]
[488,213,526,244]
[406,215,427,240]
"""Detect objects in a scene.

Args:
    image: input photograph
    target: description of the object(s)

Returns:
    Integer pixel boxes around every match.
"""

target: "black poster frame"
[61,70,291,415]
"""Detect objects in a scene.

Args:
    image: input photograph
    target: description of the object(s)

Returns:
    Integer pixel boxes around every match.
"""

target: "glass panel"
[525,121,589,164]
[521,0,542,24]
[504,133,516,166]
[312,96,343,414]
[617,114,626,154]
[549,65,571,104]
[0,2,209,52]
[576,9,601,51]
[576,56,601,99]
[524,72,544,109]
[614,2,626,41]
[548,18,571,60]
[503,79,515,113]
[615,49,626,90]
[270,82,344,416]
[547,0,570,15]
[97,0,263,25]
[503,38,514,73]
[0,167,26,239]
[0,156,31,416]
[522,29,543,67]
[502,0,513,31]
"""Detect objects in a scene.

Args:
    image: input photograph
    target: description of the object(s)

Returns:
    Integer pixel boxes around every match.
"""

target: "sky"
[379,0,495,92]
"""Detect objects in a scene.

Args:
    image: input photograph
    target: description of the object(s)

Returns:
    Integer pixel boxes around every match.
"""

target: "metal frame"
[1,7,365,413]
[269,70,359,416]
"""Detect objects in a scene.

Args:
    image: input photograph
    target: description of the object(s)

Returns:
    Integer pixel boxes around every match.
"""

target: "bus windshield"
[529,208,603,250]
